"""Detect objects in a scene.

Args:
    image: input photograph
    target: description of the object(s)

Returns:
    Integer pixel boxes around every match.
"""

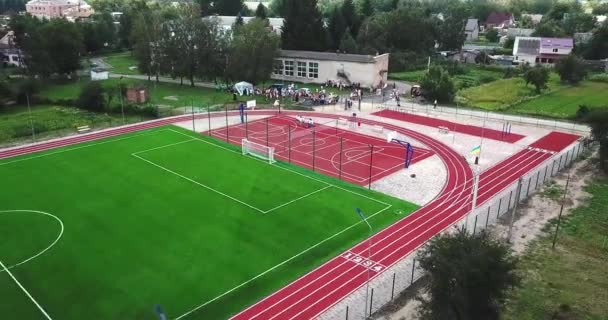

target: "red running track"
[207,116,434,186]
[231,123,560,320]
[372,109,526,143]
[529,131,580,152]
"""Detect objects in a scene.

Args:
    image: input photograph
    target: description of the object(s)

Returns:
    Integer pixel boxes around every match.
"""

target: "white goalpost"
[242,139,276,164]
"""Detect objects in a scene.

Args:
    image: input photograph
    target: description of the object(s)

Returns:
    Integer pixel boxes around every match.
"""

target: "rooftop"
[540,37,573,49]
[465,18,478,31]
[486,12,513,25]
[278,50,385,63]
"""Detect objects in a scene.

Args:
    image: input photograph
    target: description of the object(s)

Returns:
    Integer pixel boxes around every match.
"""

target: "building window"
[284,60,294,76]
[308,62,319,79]
[297,61,307,77]
[552,48,558,53]
[273,60,283,75]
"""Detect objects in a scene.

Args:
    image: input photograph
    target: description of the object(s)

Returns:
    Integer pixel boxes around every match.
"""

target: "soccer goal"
[242,139,276,163]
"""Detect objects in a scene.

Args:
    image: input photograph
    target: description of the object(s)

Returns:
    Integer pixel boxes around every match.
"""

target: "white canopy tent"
[234,81,254,96]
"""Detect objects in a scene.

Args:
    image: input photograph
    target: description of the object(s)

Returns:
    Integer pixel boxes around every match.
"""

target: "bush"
[479,74,498,84]
[486,29,500,42]
[389,51,431,72]
[555,54,587,84]
[576,105,590,119]
[420,65,455,103]
[15,79,41,104]
[76,82,106,112]
[588,73,608,83]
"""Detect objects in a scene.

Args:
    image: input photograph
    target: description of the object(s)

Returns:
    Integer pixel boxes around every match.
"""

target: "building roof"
[486,12,513,25]
[465,18,478,32]
[541,37,573,49]
[207,15,283,30]
[515,37,540,55]
[278,50,382,63]
[507,28,534,37]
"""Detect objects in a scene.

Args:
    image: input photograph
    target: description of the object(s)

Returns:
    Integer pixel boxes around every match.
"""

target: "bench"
[337,118,349,127]
[372,125,384,133]
[77,125,91,134]
[438,126,450,134]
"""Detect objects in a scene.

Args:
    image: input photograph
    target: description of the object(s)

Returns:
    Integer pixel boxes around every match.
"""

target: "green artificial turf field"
[0,126,418,319]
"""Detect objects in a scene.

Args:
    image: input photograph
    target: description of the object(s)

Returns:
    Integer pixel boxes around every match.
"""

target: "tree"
[533,20,565,37]
[359,0,374,17]
[562,13,596,35]
[269,0,287,17]
[82,12,117,53]
[341,0,360,37]
[523,64,549,93]
[215,0,243,15]
[226,18,280,84]
[131,11,163,81]
[77,82,106,112]
[518,14,534,28]
[586,21,608,60]
[40,19,83,76]
[420,66,455,103]
[328,6,347,49]
[417,230,519,320]
[593,3,608,15]
[281,0,327,51]
[255,2,267,19]
[485,28,499,42]
[339,28,358,53]
[584,110,608,173]
[437,2,470,50]
[555,54,587,84]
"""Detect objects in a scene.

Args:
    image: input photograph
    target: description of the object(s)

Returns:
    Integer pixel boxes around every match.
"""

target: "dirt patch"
[373,150,597,320]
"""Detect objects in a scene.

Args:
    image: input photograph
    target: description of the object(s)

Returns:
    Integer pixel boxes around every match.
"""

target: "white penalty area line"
[173,204,393,320]
[0,259,53,320]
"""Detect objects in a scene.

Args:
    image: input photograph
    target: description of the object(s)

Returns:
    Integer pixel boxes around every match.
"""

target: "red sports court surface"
[529,131,581,152]
[208,116,434,186]
[372,109,526,143]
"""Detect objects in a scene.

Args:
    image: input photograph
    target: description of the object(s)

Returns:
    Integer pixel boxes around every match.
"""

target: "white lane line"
[264,186,332,214]
[0,259,53,320]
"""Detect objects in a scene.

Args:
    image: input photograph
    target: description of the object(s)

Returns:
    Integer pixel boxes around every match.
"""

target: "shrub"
[479,74,498,84]
[555,54,587,84]
[76,82,106,112]
[576,105,590,119]
[15,79,41,104]
[588,73,608,83]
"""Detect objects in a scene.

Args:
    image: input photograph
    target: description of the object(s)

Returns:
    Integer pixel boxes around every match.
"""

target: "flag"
[470,145,481,155]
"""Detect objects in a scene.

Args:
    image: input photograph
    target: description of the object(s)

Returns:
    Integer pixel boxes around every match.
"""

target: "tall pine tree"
[281,0,327,51]
[359,0,374,17]
[215,0,243,15]
[255,3,268,19]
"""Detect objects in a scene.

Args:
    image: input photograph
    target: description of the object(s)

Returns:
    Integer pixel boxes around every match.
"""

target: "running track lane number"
[342,252,385,272]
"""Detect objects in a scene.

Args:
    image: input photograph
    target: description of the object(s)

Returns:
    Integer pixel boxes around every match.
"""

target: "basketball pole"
[368,144,374,189]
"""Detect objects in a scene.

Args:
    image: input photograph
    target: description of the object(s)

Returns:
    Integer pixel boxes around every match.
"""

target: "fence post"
[339,138,343,180]
[225,106,229,142]
[410,259,416,285]
[552,174,571,249]
[312,129,316,172]
[507,178,524,243]
[525,176,533,197]
[288,127,291,163]
[345,306,349,320]
[207,106,211,136]
[507,190,513,211]
[543,166,549,184]
[535,170,541,189]
[391,273,396,300]
[266,118,269,147]
[485,207,490,229]
[473,215,478,235]
[368,145,374,190]
[497,199,502,216]
[369,288,374,316]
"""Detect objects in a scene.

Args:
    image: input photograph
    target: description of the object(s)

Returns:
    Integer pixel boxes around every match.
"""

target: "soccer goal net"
[242,139,276,163]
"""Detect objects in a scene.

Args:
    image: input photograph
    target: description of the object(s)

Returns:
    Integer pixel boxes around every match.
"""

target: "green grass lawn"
[0,126,417,319]
[0,105,145,147]
[98,51,139,75]
[510,80,608,119]
[389,65,504,89]
[456,73,562,110]
[503,175,608,320]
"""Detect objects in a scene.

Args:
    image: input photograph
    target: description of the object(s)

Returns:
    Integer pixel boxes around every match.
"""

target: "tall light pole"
[355,208,373,318]
[118,76,125,124]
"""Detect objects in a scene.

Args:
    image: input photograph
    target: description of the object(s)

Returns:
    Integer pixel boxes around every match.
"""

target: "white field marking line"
[0,259,53,320]
[174,204,393,320]
[167,128,391,207]
[263,186,333,214]
[132,138,197,155]
[132,152,266,214]
[0,129,171,166]
[283,156,367,182]
[230,123,464,319]
[0,210,64,272]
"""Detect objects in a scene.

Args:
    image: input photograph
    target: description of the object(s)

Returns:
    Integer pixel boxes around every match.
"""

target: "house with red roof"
[485,12,515,29]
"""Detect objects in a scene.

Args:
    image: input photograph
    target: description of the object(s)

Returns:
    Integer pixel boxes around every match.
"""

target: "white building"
[465,18,479,41]
[206,15,284,35]
[91,68,109,81]
[513,37,573,65]
[271,50,389,88]
[26,0,94,21]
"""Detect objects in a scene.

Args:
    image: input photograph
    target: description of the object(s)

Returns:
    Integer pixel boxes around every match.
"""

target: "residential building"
[485,12,515,29]
[271,50,389,88]
[91,68,109,81]
[465,18,479,41]
[206,15,284,35]
[506,28,534,38]
[574,32,593,45]
[513,36,573,65]
[1,48,24,67]
[25,0,94,21]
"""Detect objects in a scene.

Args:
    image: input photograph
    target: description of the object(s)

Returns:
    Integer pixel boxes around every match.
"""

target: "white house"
[464,19,479,41]
[271,50,389,88]
[205,15,284,35]
[91,68,109,80]
[1,48,23,67]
